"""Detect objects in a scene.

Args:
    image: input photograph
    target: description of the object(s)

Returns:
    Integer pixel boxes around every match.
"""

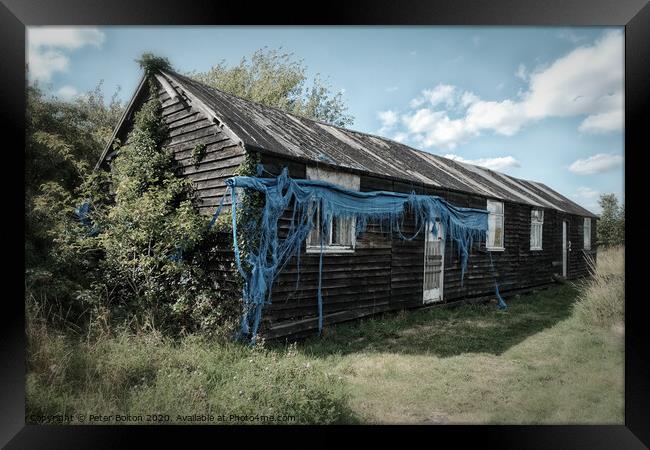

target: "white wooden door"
[423,219,445,304]
[562,221,568,278]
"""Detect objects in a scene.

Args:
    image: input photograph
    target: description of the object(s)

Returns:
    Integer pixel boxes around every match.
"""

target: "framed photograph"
[3,0,648,446]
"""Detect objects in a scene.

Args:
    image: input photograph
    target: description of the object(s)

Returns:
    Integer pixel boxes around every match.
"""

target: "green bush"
[79,81,240,337]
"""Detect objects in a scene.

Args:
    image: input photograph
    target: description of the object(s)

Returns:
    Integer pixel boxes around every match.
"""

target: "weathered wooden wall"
[157,78,245,296]
[256,152,596,338]
[104,77,246,212]
[103,78,596,339]
[102,78,246,298]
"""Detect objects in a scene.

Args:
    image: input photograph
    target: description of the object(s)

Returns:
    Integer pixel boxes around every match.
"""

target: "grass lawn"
[293,283,623,424]
[26,247,624,425]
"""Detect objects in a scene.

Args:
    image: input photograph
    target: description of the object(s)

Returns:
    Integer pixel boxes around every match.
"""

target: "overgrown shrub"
[79,81,239,337]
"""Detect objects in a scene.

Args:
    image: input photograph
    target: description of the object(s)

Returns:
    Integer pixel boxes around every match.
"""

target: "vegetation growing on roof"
[136,53,172,74]
[31,80,240,338]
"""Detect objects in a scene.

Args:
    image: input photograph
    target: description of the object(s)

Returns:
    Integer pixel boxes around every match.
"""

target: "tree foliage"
[596,194,624,247]
[189,48,354,127]
[25,83,124,312]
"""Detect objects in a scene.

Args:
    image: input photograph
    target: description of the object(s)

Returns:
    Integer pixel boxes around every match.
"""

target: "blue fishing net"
[210,167,502,342]
[74,201,100,236]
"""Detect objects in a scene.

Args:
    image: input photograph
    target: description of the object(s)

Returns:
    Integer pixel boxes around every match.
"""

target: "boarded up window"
[584,218,592,250]
[530,209,544,250]
[305,167,359,252]
[487,200,504,250]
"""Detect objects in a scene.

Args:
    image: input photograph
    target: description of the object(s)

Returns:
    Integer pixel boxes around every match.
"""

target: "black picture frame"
[2,0,648,447]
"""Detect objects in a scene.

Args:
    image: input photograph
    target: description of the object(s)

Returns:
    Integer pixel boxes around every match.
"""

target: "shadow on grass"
[282,283,579,359]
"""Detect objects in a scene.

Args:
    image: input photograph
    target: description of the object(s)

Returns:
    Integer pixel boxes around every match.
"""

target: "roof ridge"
[161,69,596,217]
[165,70,507,175]
[165,69,356,131]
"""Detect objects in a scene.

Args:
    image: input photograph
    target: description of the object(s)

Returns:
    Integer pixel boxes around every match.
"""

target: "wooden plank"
[163,123,218,147]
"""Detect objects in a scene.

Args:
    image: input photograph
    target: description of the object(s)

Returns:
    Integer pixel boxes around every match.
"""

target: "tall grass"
[26,303,354,424]
[26,246,624,425]
[573,246,624,329]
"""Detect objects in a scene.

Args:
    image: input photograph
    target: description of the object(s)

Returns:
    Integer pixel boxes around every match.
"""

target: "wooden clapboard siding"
[98,71,598,341]
[156,79,245,299]
[254,157,596,338]
[153,79,246,213]
[260,155,392,324]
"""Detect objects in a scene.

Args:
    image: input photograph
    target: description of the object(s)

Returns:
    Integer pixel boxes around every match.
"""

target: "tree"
[25,83,124,315]
[189,48,354,127]
[597,194,624,247]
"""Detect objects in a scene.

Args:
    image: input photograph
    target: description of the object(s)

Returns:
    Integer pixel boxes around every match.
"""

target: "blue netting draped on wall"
[210,167,498,342]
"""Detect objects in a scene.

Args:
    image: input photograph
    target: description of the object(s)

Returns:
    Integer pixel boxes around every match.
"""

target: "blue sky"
[27,26,624,213]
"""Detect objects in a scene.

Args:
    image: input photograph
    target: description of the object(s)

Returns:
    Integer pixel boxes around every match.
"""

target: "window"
[486,200,505,250]
[306,205,355,251]
[305,166,358,253]
[584,218,592,250]
[530,209,544,250]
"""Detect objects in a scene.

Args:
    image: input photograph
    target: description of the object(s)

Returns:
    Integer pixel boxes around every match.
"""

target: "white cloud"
[575,186,600,199]
[522,31,623,125]
[409,97,425,109]
[568,153,623,175]
[410,84,457,109]
[386,86,399,93]
[378,110,398,127]
[465,99,527,136]
[573,186,602,212]
[578,109,624,134]
[556,29,588,44]
[27,27,105,82]
[376,30,623,152]
[29,49,69,81]
[401,109,474,150]
[377,110,399,134]
[423,84,457,108]
[444,154,521,171]
[515,63,528,81]
[29,27,105,50]
[460,91,480,108]
[56,85,79,99]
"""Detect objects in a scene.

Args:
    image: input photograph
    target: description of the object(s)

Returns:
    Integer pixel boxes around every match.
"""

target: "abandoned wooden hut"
[97,69,598,339]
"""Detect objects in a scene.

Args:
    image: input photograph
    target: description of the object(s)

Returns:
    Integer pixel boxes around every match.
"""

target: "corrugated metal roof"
[163,70,596,217]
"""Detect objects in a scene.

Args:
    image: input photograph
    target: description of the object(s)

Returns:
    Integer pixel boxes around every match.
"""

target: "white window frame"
[304,166,358,254]
[486,200,505,251]
[306,203,356,254]
[583,217,592,250]
[530,209,544,251]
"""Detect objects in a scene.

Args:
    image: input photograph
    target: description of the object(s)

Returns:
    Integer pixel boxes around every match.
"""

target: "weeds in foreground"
[573,246,624,329]
[26,247,624,425]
